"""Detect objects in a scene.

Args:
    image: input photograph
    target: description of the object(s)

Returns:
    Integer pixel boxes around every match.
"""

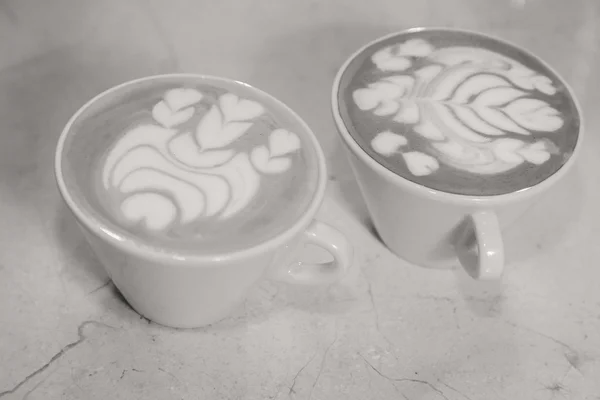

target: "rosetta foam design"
[352,38,565,177]
[101,88,302,234]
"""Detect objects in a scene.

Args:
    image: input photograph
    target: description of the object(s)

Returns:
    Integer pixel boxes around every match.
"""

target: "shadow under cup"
[331,28,583,280]
[55,74,352,328]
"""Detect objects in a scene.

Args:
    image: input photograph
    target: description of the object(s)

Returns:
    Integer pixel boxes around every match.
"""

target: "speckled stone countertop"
[1,0,599,399]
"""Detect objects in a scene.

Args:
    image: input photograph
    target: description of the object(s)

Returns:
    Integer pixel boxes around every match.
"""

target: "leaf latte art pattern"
[353,38,566,177]
[102,88,302,234]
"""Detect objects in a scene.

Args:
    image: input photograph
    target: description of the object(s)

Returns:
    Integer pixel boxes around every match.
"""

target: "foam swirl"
[354,38,565,177]
[101,88,301,233]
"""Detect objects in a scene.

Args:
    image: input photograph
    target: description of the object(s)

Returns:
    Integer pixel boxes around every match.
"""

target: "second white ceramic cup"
[331,29,583,280]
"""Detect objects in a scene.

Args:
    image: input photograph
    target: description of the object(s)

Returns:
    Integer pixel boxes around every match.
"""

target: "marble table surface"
[1,0,599,399]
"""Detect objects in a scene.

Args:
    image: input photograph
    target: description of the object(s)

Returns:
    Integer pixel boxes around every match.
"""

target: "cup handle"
[270,220,353,285]
[455,210,504,280]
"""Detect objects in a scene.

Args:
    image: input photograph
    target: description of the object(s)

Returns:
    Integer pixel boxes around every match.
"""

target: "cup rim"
[55,73,327,265]
[331,26,585,206]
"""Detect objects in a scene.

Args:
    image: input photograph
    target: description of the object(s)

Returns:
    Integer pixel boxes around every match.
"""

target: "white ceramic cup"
[331,28,583,280]
[55,74,353,328]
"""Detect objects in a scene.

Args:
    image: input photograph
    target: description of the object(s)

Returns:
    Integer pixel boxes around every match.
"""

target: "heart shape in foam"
[251,146,291,174]
[402,151,439,176]
[152,101,195,128]
[353,88,381,111]
[493,138,525,164]
[164,88,203,111]
[519,141,551,165]
[220,93,265,122]
[371,131,407,157]
[268,129,301,158]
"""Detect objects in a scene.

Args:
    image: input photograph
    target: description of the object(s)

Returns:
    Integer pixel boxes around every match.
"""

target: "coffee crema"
[337,29,580,196]
[62,77,319,253]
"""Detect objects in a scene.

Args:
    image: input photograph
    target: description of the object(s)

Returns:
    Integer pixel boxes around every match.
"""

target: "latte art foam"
[74,78,318,252]
[337,30,580,196]
[102,88,301,234]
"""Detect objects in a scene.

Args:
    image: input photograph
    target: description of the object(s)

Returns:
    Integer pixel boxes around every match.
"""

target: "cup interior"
[331,27,584,206]
[55,74,328,263]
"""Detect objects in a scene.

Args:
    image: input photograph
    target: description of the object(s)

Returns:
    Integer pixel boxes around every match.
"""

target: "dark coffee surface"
[61,76,320,254]
[337,29,580,196]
